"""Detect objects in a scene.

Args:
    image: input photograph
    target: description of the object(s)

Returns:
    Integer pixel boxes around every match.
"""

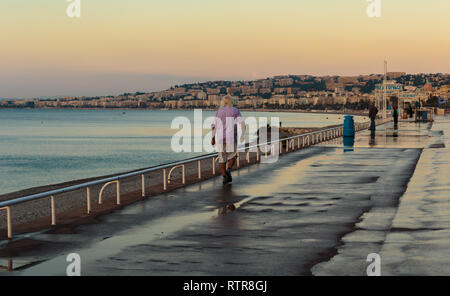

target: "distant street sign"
[399,92,417,99]
[375,83,403,93]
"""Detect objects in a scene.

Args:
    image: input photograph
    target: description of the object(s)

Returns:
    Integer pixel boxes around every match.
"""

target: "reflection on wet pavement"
[320,121,439,149]
[1,116,448,276]
[313,116,448,275]
[379,117,450,275]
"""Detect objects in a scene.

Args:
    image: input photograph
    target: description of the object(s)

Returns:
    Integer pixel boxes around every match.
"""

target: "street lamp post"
[383,60,387,119]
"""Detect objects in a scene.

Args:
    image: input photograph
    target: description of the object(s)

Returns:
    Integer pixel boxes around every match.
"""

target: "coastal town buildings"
[1,73,448,110]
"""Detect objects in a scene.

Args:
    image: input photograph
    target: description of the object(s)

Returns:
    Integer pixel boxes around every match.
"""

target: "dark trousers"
[370,118,376,131]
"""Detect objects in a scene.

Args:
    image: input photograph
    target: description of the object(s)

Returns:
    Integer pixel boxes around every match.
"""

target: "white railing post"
[116,180,121,205]
[168,165,186,185]
[163,168,167,190]
[198,160,201,179]
[86,187,91,214]
[212,157,216,175]
[98,180,120,205]
[50,195,56,226]
[141,174,145,198]
[182,165,185,184]
[6,207,12,239]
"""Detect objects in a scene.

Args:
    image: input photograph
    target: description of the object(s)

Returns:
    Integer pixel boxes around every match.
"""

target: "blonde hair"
[220,95,234,108]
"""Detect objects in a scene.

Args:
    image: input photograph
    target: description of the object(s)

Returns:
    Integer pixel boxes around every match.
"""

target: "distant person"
[256,124,271,141]
[393,106,399,124]
[211,95,246,184]
[369,103,378,131]
[408,104,414,118]
[413,100,420,119]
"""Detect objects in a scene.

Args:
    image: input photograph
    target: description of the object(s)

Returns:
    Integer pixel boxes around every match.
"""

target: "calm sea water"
[0,109,363,195]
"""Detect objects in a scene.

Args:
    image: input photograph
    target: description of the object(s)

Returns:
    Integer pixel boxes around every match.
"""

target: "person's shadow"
[216,184,238,215]
[214,185,242,249]
[393,123,399,138]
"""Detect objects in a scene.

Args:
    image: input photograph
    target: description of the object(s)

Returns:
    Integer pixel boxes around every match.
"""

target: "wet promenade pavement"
[379,117,450,275]
[0,116,448,275]
[313,116,448,275]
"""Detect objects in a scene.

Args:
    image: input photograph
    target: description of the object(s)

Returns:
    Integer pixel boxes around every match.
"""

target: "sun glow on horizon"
[1,0,449,97]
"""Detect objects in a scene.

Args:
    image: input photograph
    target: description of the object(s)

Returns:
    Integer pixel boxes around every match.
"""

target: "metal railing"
[0,121,371,239]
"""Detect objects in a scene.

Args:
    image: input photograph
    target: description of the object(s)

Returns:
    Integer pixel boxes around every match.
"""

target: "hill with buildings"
[1,73,448,111]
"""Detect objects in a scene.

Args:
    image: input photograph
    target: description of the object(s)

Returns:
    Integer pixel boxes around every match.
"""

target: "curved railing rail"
[0,121,372,239]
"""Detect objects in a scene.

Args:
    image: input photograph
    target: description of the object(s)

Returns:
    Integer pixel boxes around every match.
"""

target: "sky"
[1,0,449,98]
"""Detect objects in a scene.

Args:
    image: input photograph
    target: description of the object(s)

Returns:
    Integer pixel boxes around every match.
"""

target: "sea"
[0,109,365,195]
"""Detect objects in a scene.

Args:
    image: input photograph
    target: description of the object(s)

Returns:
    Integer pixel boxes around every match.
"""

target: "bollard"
[343,116,355,152]
[343,115,355,137]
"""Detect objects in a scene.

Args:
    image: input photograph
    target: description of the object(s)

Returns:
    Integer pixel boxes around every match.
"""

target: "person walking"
[211,95,246,184]
[369,103,378,131]
[393,105,399,125]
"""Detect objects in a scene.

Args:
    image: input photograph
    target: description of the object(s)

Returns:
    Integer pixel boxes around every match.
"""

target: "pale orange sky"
[1,0,449,98]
